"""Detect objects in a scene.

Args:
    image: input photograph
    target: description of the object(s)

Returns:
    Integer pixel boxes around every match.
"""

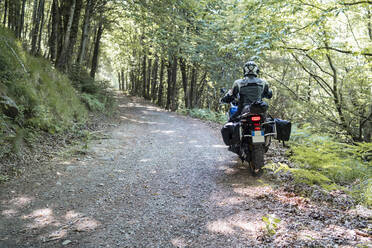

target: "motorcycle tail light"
[254,127,261,131]
[251,116,261,121]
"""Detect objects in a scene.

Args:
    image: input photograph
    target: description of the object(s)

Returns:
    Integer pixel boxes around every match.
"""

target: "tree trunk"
[65,0,82,68]
[179,58,188,108]
[368,9,372,41]
[48,0,59,62]
[3,0,7,26]
[121,69,125,91]
[18,0,26,38]
[146,57,152,99]
[166,59,172,110]
[56,0,76,71]
[151,55,159,101]
[77,0,92,65]
[326,53,352,139]
[189,66,197,109]
[170,56,178,111]
[85,22,97,67]
[36,0,45,55]
[142,53,147,98]
[8,0,21,35]
[118,71,122,90]
[196,71,207,108]
[157,58,165,107]
[90,20,103,79]
[30,0,40,55]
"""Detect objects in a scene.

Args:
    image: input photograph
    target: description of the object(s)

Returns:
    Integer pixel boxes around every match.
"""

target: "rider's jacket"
[231,75,271,106]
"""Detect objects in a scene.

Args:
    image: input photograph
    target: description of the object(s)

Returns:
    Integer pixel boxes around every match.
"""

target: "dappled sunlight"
[295,229,322,241]
[224,167,240,175]
[150,129,177,135]
[42,229,67,242]
[23,208,60,229]
[140,159,151,162]
[216,196,245,206]
[120,115,166,125]
[2,208,18,217]
[206,213,264,237]
[0,192,101,245]
[64,210,83,220]
[207,220,235,234]
[60,160,73,165]
[171,237,188,248]
[212,144,226,148]
[233,220,262,233]
[233,186,272,198]
[9,196,33,208]
[73,217,100,232]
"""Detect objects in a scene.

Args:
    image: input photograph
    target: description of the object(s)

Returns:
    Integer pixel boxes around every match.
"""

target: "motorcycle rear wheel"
[250,145,265,177]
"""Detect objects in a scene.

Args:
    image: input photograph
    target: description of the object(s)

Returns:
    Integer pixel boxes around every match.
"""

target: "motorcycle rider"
[221,61,272,122]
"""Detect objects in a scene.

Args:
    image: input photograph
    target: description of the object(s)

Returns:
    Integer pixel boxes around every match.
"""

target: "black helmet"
[243,61,259,77]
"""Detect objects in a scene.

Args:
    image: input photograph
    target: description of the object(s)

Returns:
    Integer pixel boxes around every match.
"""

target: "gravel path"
[0,95,371,248]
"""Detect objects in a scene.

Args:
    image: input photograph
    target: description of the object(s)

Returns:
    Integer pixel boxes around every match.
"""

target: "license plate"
[252,131,265,143]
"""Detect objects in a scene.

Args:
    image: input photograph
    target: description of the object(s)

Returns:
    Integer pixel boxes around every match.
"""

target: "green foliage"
[69,65,116,114]
[287,126,372,206]
[0,27,88,131]
[81,93,105,112]
[262,215,281,236]
[0,174,9,183]
[178,108,227,124]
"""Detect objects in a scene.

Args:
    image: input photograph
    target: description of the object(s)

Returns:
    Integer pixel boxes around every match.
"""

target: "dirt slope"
[0,95,370,248]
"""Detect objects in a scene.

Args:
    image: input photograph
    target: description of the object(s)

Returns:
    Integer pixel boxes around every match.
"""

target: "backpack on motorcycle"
[250,101,269,114]
[274,119,291,141]
[221,122,241,146]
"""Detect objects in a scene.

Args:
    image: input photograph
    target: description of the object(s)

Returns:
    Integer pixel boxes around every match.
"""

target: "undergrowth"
[0,27,115,175]
[284,125,372,207]
[177,108,227,124]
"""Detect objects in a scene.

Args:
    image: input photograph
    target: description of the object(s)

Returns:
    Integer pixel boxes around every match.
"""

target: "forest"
[0,0,371,211]
[0,0,370,139]
[0,0,372,246]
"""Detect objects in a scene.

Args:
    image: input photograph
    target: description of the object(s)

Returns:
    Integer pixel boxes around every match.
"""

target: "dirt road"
[0,95,370,247]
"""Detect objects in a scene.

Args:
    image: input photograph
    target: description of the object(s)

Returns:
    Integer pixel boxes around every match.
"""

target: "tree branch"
[262,72,305,101]
[340,1,372,6]
[290,53,334,96]
[279,46,372,56]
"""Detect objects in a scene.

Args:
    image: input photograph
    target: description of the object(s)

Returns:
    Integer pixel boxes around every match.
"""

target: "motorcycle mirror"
[220,88,227,94]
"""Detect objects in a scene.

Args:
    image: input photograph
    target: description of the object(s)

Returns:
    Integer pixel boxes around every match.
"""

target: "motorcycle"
[220,89,278,176]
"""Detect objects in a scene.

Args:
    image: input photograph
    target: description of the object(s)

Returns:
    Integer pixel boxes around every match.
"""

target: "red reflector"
[254,123,260,126]
[254,127,261,131]
[251,116,261,121]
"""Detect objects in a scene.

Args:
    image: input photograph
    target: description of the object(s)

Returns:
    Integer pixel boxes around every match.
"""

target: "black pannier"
[221,122,241,146]
[274,118,291,141]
